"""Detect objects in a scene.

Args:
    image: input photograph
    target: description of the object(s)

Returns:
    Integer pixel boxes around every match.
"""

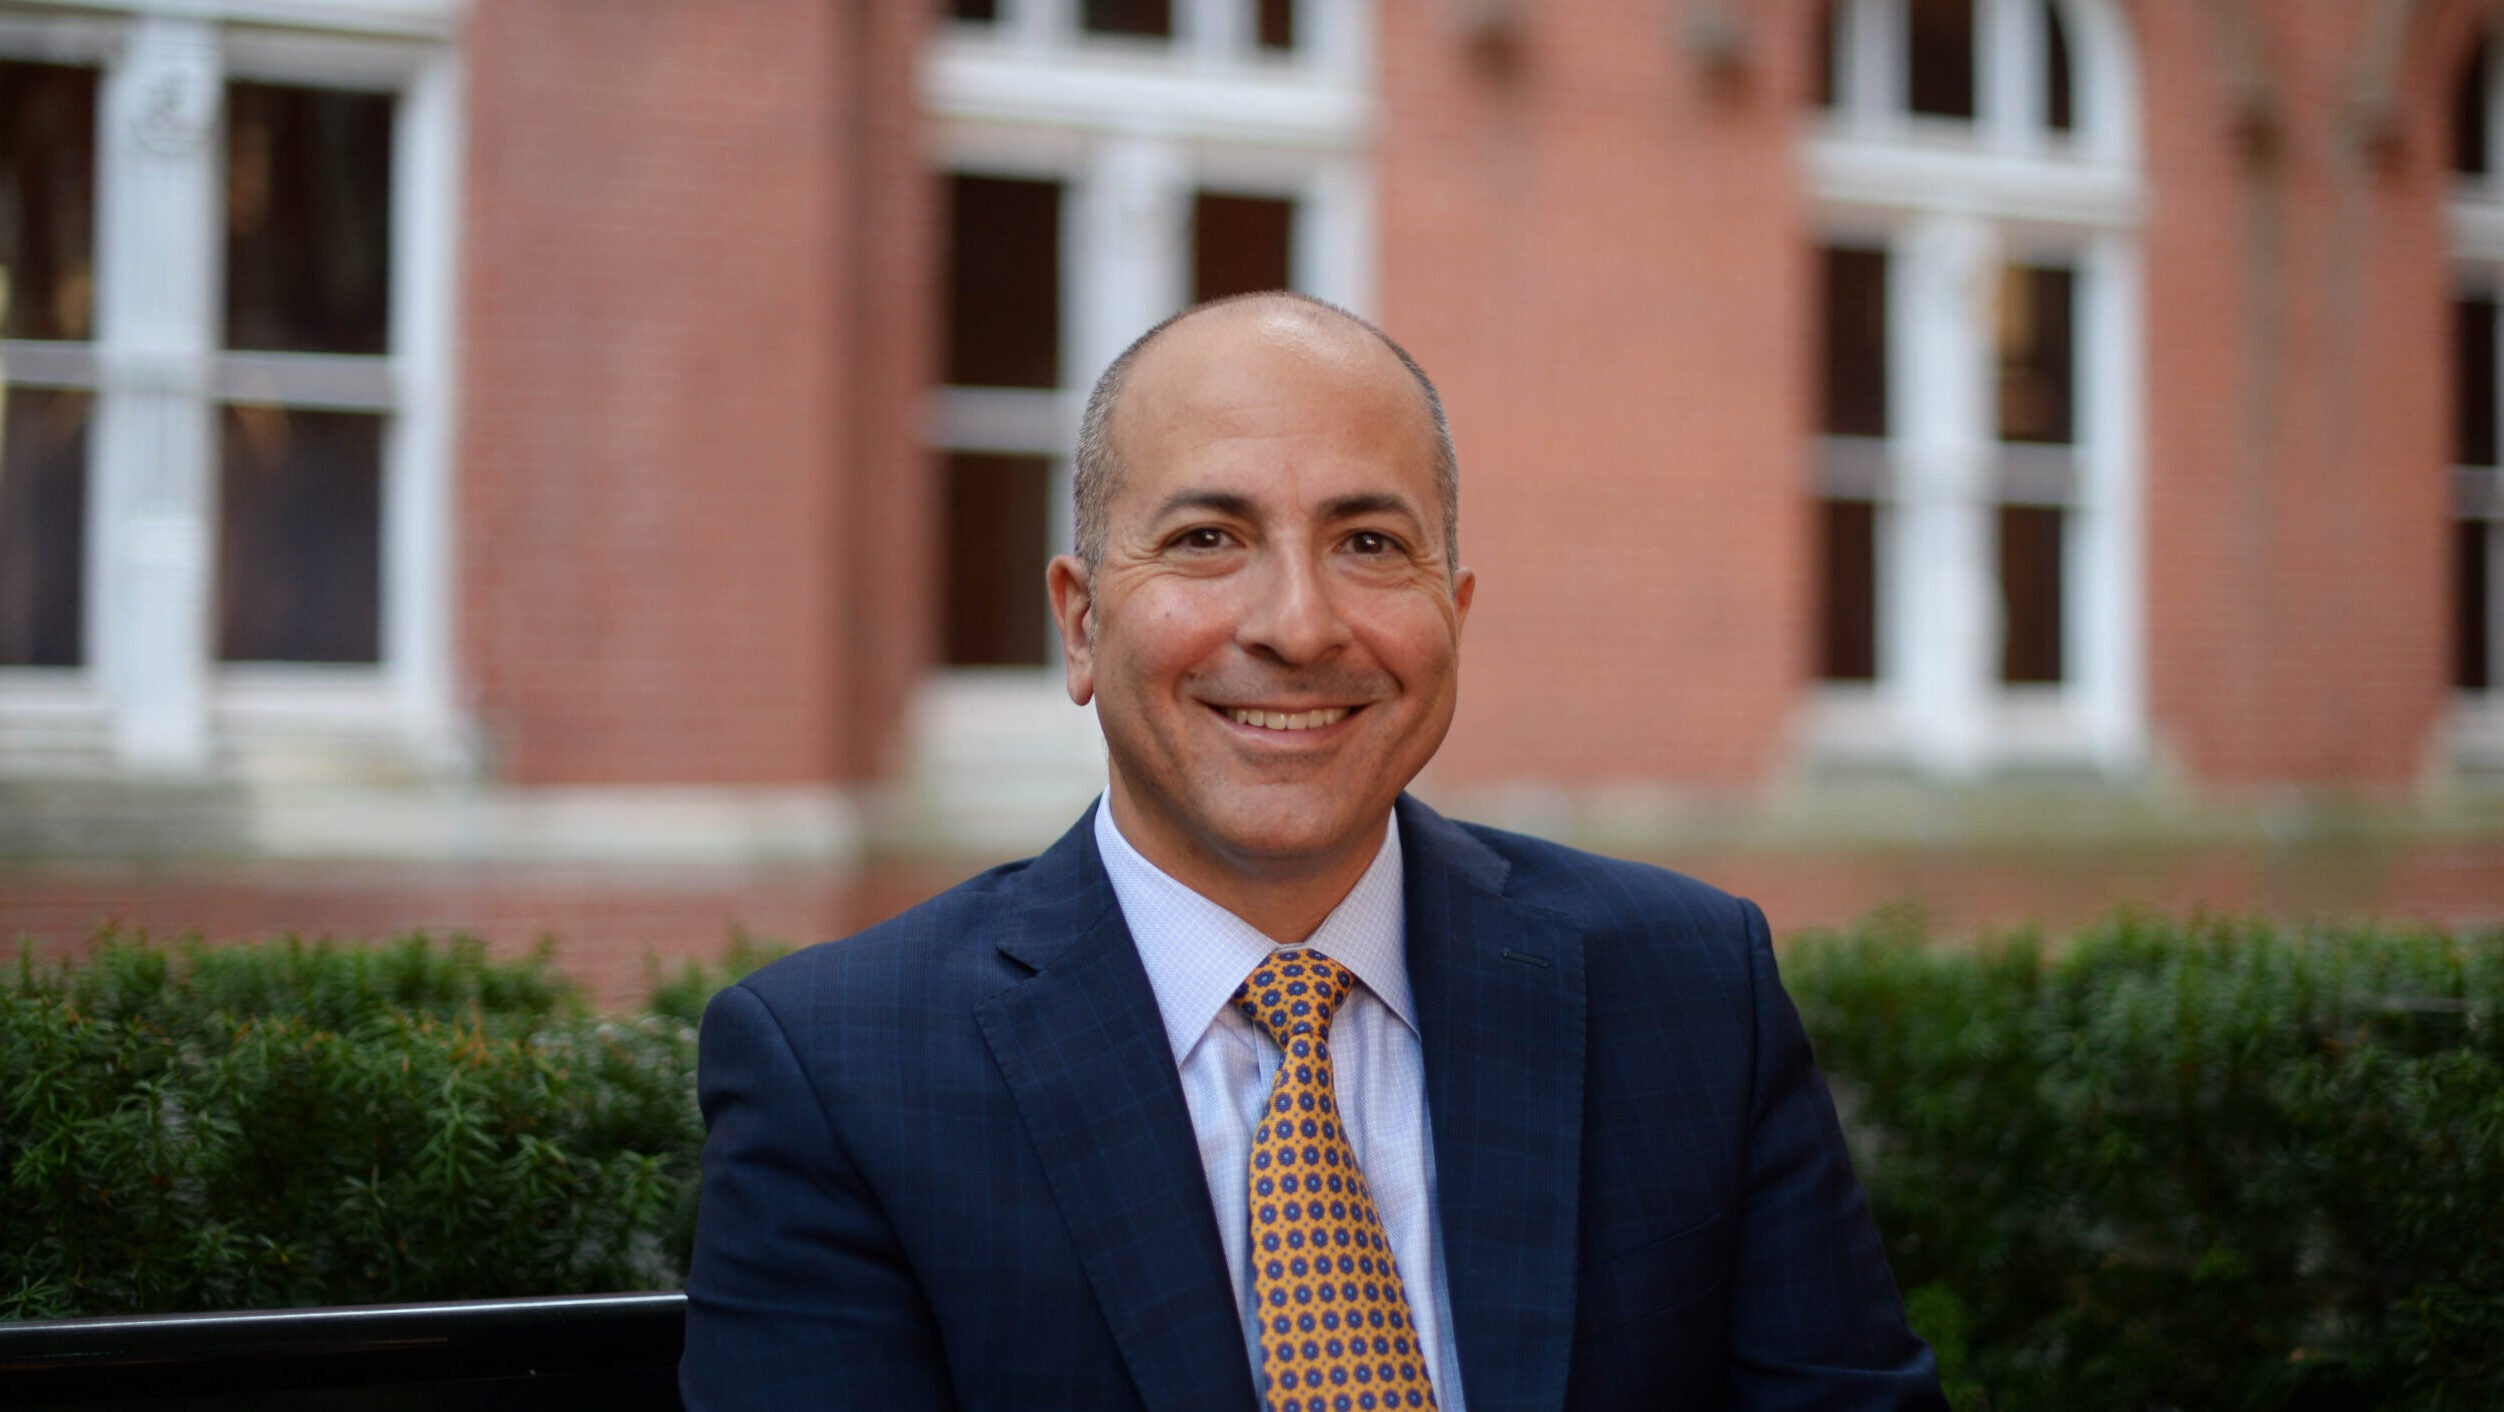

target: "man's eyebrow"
[1320,492,1425,525]
[1149,489,1259,523]
[1145,488,1426,526]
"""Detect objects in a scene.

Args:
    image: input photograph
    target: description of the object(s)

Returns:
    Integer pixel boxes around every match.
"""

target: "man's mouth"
[1221,706,1352,732]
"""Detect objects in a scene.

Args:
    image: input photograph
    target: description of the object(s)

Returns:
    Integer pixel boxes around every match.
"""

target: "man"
[681,294,1943,1410]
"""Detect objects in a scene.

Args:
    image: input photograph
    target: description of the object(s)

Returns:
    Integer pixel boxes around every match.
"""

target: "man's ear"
[1451,565,1476,634]
[1046,554,1096,706]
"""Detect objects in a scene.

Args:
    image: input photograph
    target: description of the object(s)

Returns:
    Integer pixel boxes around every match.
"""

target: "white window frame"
[1803,0,2143,778]
[0,0,462,781]
[2447,35,2504,767]
[911,0,1375,842]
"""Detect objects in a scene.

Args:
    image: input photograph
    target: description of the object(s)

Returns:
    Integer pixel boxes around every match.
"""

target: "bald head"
[1072,292,1459,571]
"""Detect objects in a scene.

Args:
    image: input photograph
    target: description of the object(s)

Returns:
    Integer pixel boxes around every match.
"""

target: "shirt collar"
[1095,796,1415,1067]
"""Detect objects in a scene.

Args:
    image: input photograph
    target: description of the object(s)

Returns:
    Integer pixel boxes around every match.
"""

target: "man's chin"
[1198,804,1390,876]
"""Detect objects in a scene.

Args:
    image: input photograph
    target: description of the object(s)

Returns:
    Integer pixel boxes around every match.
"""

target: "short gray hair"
[1071,291,1459,571]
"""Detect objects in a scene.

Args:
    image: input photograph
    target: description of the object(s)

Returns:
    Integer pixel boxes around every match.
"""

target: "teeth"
[1228,707,1349,732]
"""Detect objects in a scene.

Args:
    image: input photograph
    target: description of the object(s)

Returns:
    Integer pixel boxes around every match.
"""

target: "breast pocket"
[1574,1209,1728,1343]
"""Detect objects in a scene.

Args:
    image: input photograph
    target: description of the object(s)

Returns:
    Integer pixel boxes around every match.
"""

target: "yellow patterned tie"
[1234,951,1439,1412]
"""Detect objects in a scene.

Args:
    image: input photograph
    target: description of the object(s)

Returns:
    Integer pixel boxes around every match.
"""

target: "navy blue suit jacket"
[681,797,1942,1410]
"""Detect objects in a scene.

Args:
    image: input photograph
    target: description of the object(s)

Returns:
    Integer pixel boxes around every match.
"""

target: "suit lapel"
[1402,797,1588,1412]
[973,813,1259,1412]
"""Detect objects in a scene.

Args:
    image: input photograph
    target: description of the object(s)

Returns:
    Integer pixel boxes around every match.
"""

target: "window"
[1805,0,2141,775]
[916,0,1371,829]
[0,7,460,776]
[2450,34,2504,758]
[948,0,1301,54]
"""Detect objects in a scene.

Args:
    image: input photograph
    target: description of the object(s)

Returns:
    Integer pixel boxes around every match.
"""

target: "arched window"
[916,1,1376,833]
[2450,31,2504,757]
[1804,0,2141,777]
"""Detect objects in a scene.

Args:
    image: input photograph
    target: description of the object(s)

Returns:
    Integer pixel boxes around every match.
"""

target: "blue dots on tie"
[1232,950,1438,1412]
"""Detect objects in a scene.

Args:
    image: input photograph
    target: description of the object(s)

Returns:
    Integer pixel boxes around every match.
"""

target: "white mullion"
[1017,0,1074,51]
[931,386,1068,455]
[1305,0,1361,81]
[91,15,222,771]
[383,44,460,771]
[1892,211,1996,776]
[1297,154,1372,313]
[1182,0,1238,63]
[2487,32,2504,190]
[1060,135,1185,658]
[2074,232,2140,760]
[1982,0,2045,152]
[1846,0,1904,127]
[213,352,396,410]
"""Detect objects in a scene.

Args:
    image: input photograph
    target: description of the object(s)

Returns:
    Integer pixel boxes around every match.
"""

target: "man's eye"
[1177,527,1231,550]
[1347,531,1396,555]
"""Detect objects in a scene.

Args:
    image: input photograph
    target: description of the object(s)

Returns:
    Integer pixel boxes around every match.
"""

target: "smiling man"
[681,295,1944,1411]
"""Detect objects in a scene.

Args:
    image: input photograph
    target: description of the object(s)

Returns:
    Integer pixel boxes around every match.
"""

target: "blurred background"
[4,0,2502,1005]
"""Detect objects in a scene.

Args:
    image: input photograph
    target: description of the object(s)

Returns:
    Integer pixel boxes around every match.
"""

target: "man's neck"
[1102,794,1389,945]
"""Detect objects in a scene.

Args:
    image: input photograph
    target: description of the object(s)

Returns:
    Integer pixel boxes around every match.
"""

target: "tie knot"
[1232,950,1358,1048]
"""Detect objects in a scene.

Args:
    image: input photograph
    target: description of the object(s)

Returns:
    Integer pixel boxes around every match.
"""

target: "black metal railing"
[0,1290,685,1410]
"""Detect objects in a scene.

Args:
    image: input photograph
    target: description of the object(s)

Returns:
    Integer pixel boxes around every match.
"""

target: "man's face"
[1048,307,1474,901]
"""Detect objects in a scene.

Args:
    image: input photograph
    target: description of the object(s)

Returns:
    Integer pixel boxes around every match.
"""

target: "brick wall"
[2137,0,2456,791]
[458,0,864,786]
[1385,0,1817,788]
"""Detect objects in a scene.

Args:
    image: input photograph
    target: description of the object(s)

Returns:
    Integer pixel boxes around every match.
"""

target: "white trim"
[26,0,457,42]
[221,23,435,87]
[929,386,1074,456]
[2449,192,2504,266]
[1804,136,2139,228]
[0,9,121,62]
[923,41,1369,151]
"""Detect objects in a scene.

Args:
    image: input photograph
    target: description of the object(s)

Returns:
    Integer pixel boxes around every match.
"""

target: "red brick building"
[5,0,2503,1004]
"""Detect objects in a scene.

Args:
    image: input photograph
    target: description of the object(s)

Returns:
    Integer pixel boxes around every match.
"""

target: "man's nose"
[1239,546,1353,665]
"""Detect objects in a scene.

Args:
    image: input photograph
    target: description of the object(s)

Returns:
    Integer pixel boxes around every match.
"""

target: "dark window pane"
[2460,520,2493,691]
[2459,36,2493,178]
[2460,297,2499,467]
[217,406,381,663]
[1193,192,1294,304]
[0,62,98,341]
[2045,0,2074,132]
[0,388,89,666]
[1818,498,1878,682]
[1820,247,1888,437]
[950,0,999,19]
[1999,504,2064,684]
[225,83,393,355]
[1258,0,1295,51]
[947,175,1061,389]
[1997,265,2075,445]
[941,453,1051,666]
[1084,0,1171,39]
[1908,0,1976,120]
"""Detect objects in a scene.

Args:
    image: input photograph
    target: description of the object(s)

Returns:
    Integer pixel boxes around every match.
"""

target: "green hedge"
[0,935,770,1318]
[1785,912,2504,1411]
[5,920,2500,1411]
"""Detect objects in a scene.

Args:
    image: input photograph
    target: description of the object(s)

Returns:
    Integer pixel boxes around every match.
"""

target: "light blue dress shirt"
[1095,801,1469,1412]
